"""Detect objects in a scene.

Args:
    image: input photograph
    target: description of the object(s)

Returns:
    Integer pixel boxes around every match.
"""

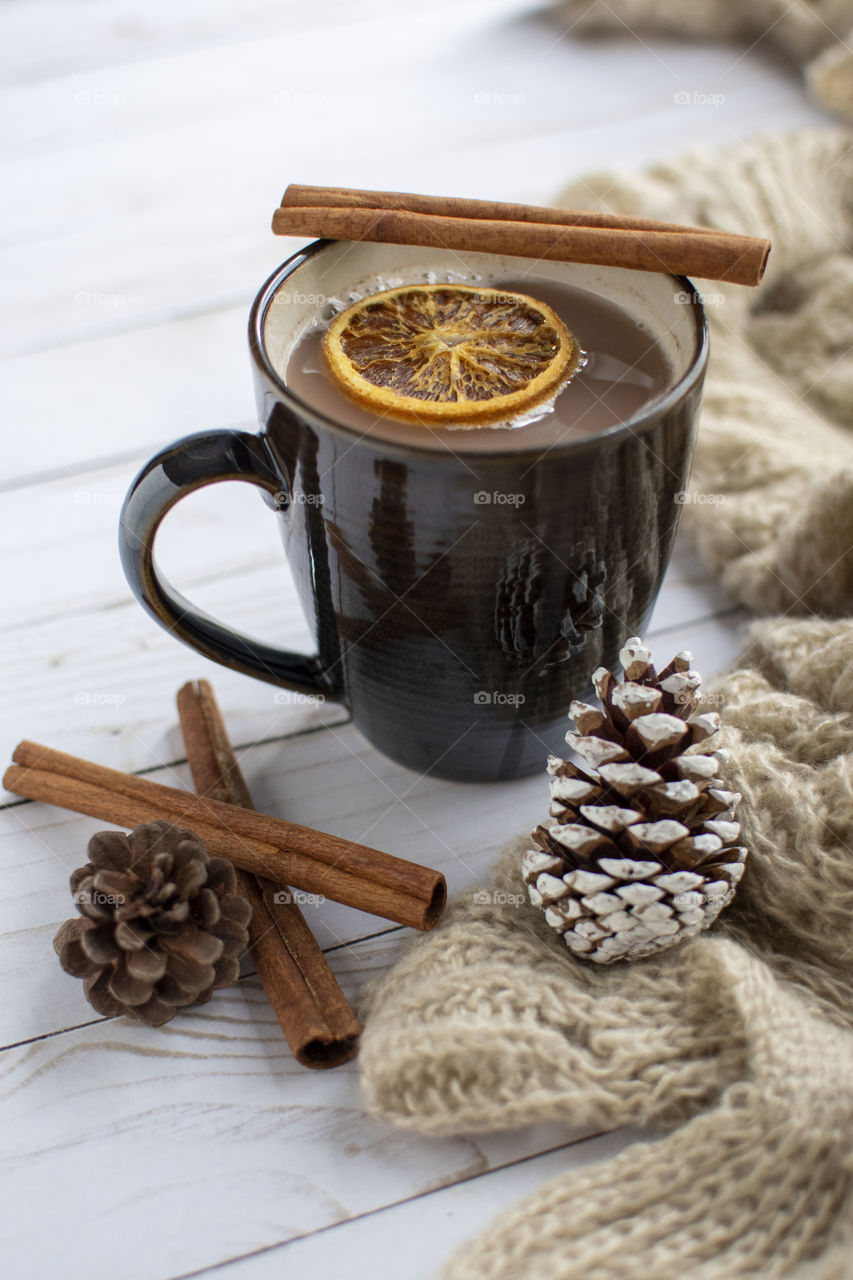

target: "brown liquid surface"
[284,278,673,452]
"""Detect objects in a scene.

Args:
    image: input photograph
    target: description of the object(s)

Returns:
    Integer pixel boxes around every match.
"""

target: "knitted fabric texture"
[358,618,853,1279]
[560,0,853,120]
[560,127,853,616]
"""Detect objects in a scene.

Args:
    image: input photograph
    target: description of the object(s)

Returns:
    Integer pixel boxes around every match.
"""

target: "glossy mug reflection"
[119,241,709,782]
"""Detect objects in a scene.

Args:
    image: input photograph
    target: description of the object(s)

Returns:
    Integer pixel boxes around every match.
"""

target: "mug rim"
[248,239,710,460]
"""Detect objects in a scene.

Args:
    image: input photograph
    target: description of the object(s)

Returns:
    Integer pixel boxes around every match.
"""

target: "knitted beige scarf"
[357,130,853,1279]
[561,0,853,121]
[561,127,853,615]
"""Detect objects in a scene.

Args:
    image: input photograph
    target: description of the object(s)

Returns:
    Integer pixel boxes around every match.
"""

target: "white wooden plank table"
[0,3,828,1277]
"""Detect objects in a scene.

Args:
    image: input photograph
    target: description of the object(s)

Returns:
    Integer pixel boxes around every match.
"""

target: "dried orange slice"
[323,283,580,427]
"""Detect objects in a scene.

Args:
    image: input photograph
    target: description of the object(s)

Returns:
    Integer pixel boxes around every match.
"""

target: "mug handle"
[119,429,334,699]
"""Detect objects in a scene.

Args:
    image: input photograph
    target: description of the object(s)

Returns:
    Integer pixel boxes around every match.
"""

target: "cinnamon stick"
[281,183,732,238]
[271,197,769,287]
[3,741,445,931]
[176,679,360,1069]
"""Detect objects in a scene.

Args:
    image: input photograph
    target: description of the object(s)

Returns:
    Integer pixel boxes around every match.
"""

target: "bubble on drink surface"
[322,298,347,321]
[444,270,482,285]
[416,269,483,287]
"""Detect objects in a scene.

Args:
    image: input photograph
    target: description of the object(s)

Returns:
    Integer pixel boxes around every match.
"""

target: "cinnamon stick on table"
[176,679,360,1069]
[272,186,770,287]
[3,741,445,932]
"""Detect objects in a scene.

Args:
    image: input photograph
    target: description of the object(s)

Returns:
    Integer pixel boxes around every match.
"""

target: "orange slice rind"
[322,283,581,427]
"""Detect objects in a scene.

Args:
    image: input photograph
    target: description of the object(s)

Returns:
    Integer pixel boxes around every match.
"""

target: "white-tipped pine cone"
[523,637,746,964]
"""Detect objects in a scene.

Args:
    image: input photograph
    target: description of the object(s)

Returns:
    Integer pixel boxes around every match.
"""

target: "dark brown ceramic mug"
[119,240,708,782]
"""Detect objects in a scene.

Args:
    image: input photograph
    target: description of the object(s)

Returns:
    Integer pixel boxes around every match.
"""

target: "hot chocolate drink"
[275,271,674,454]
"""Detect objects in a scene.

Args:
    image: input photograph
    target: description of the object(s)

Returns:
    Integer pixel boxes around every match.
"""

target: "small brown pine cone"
[54,820,252,1026]
[523,637,747,964]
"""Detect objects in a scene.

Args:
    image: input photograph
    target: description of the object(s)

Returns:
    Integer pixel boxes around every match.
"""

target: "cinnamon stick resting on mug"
[272,184,770,287]
[176,679,361,1068]
[4,740,445,932]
